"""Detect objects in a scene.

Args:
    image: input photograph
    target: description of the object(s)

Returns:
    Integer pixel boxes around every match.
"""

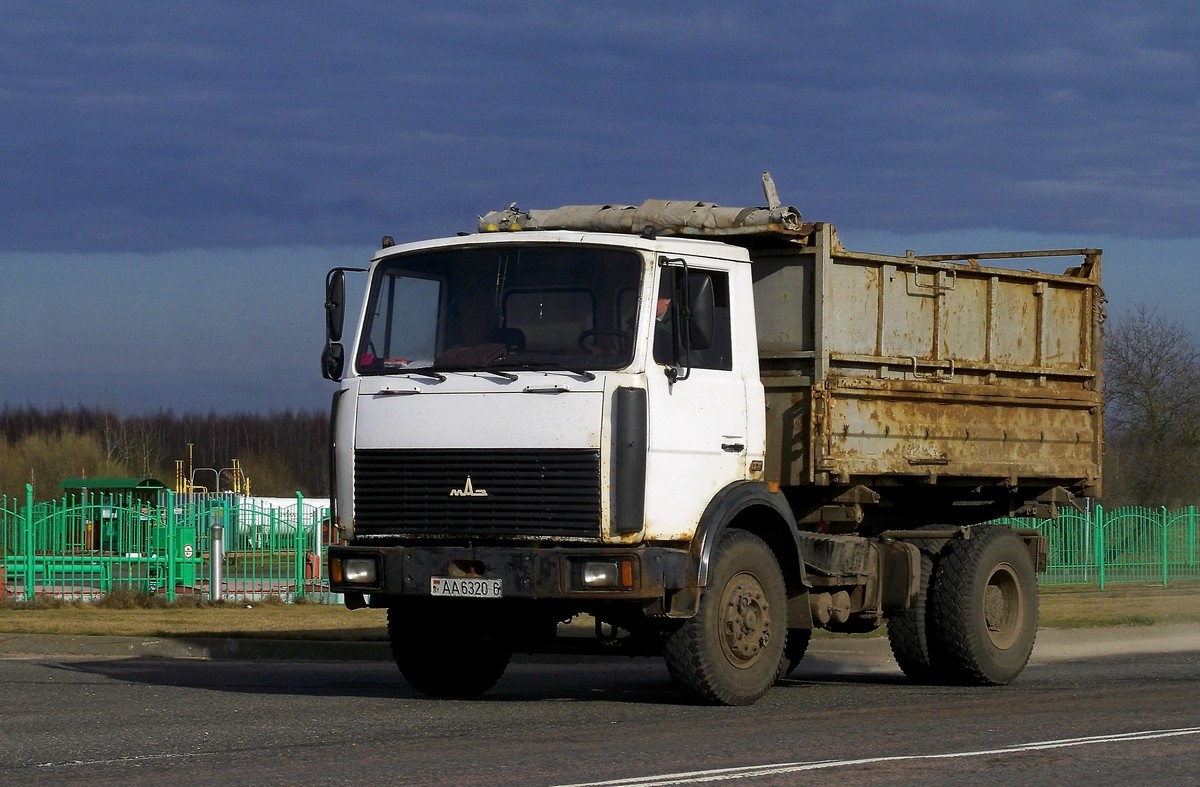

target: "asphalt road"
[2,631,1198,787]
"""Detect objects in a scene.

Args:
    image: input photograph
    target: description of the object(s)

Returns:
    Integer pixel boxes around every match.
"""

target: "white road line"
[37,750,214,769]
[554,726,1200,787]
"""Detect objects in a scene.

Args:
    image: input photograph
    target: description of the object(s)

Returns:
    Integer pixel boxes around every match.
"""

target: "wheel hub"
[719,572,772,666]
[983,562,1023,649]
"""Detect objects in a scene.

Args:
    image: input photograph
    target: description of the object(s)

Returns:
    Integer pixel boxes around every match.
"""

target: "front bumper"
[327,544,691,602]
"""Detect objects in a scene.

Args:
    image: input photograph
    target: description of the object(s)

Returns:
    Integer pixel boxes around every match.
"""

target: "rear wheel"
[928,526,1038,685]
[662,530,786,705]
[388,602,512,697]
[887,550,937,681]
[887,525,959,682]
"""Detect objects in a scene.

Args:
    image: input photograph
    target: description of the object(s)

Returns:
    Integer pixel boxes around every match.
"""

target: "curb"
[2,624,1198,665]
[1032,622,1200,661]
[0,633,392,662]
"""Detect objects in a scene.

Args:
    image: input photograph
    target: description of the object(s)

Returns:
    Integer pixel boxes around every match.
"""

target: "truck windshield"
[356,244,643,376]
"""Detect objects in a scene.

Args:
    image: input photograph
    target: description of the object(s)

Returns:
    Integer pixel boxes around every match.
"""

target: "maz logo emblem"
[449,475,489,497]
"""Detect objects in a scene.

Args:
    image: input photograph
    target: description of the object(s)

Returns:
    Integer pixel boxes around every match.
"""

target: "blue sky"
[2,2,1197,414]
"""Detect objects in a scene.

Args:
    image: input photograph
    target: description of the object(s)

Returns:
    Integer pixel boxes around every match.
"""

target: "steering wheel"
[578,329,630,352]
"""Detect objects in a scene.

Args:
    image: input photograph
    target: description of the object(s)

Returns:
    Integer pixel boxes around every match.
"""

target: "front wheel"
[927,526,1039,685]
[662,530,787,705]
[776,628,813,682]
[388,602,512,697]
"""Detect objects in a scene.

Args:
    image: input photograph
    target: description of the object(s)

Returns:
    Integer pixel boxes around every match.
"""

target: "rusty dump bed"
[751,224,1103,503]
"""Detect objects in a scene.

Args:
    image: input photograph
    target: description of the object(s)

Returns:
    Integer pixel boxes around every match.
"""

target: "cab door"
[642,259,750,536]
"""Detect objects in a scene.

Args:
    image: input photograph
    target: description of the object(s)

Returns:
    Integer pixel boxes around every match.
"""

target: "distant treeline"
[0,405,328,500]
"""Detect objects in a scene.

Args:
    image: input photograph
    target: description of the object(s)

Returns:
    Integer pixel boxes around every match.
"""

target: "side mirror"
[686,273,715,351]
[322,266,366,382]
[321,342,345,381]
[325,269,347,343]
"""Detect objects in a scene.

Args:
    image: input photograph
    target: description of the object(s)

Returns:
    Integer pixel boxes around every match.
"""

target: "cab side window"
[652,269,732,371]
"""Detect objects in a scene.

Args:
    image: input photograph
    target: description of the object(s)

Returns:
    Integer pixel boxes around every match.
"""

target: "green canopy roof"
[59,477,166,491]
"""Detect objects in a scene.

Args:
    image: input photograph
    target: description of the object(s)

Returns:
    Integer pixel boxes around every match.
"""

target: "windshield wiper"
[395,368,447,381]
[466,369,519,381]
[426,366,519,381]
[489,362,596,381]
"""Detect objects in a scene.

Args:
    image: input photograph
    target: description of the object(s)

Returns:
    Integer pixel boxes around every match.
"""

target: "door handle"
[721,443,745,453]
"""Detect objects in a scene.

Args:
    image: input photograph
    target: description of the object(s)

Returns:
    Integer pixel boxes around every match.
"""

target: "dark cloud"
[2,2,1197,253]
[2,3,1197,414]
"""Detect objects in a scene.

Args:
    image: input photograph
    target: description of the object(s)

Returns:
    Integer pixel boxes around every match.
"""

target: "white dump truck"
[322,174,1103,705]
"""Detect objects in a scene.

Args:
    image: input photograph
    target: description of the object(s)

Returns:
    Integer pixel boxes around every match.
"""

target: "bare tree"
[1103,304,1200,506]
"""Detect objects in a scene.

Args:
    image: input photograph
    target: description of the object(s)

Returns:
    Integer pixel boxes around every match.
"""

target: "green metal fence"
[1,485,332,603]
[993,503,1200,588]
[2,489,1198,602]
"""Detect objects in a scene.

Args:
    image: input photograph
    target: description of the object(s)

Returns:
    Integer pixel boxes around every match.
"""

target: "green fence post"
[1189,505,1197,568]
[1161,506,1170,588]
[1095,503,1105,591]
[165,491,177,603]
[294,491,306,601]
[22,484,35,601]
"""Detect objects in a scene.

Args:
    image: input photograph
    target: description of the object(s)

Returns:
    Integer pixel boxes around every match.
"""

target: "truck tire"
[927,526,1038,685]
[887,550,937,682]
[662,530,787,705]
[388,603,511,697]
[776,628,813,682]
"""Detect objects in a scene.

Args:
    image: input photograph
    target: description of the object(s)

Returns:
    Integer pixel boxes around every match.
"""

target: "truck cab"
[342,230,764,548]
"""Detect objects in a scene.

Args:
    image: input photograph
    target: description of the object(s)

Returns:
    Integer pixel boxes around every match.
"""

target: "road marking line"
[37,751,214,769]
[555,726,1200,786]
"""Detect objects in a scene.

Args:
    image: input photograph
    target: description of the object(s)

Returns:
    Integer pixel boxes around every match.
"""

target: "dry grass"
[1039,584,1200,628]
[0,591,389,640]
[0,584,1198,640]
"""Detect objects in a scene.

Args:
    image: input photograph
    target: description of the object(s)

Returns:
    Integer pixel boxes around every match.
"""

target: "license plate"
[429,576,503,598]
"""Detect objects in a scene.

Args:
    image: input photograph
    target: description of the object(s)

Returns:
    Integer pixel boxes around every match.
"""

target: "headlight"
[576,558,634,590]
[583,562,620,587]
[332,557,378,585]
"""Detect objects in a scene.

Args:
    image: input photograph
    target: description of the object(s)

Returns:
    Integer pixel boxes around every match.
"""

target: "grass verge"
[0,590,389,640]
[1038,583,1200,628]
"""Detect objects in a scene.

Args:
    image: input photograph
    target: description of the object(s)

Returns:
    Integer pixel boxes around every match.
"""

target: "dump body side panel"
[753,225,1102,512]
